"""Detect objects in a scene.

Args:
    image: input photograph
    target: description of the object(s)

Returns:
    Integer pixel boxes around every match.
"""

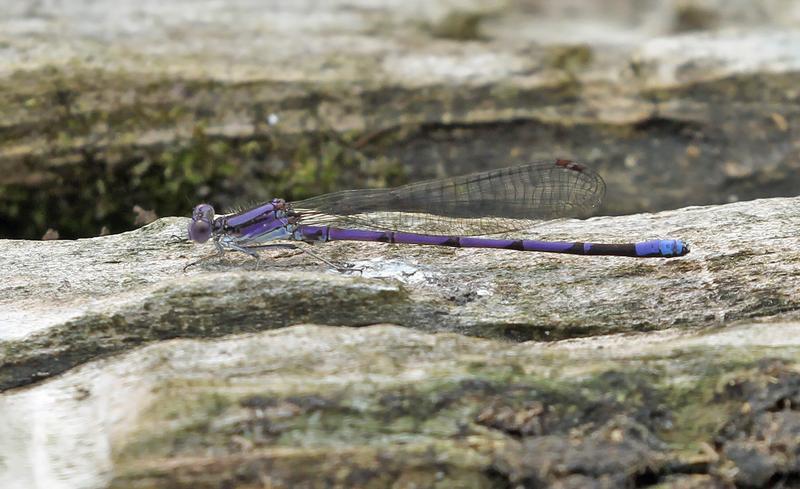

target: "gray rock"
[3,0,800,239]
[3,196,800,392]
[1,193,798,486]
[2,322,800,488]
[2,3,800,487]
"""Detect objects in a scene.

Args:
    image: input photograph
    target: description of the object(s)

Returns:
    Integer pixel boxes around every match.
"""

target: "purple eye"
[188,204,215,243]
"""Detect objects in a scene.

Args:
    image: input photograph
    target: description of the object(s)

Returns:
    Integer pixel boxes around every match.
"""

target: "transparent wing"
[291,159,605,236]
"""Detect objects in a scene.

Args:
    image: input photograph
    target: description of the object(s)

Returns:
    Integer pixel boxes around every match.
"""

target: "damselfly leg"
[184,241,359,273]
[241,243,361,274]
[183,239,228,271]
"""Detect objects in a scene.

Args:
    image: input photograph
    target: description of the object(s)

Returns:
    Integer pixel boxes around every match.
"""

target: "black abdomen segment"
[298,226,689,258]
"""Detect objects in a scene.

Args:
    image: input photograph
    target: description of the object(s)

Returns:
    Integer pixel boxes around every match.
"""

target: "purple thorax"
[188,204,215,243]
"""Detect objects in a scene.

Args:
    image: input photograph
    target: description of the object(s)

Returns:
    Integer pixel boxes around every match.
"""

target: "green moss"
[107,351,800,489]
[114,385,237,463]
[4,66,564,239]
[0,66,416,239]
[673,5,718,32]
[6,64,797,240]
[545,45,593,73]
[426,10,488,41]
[642,72,800,105]
[655,350,796,446]
[0,115,407,239]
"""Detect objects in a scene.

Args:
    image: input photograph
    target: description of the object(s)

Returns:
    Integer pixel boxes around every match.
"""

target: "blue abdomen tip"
[659,240,689,257]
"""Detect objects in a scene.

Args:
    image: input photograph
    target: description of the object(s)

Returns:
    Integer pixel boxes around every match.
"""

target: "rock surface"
[2,195,800,487]
[3,323,800,488]
[3,0,800,238]
[3,2,800,487]
[3,196,799,392]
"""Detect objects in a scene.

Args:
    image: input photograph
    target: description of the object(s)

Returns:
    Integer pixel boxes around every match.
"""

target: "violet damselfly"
[186,159,689,270]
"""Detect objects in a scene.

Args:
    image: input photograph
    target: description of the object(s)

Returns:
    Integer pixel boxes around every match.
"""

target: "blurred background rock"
[2,0,799,239]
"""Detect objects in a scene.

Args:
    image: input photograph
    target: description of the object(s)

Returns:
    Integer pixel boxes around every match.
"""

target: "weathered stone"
[3,1,800,239]
[3,196,800,392]
[2,2,800,487]
[2,323,799,488]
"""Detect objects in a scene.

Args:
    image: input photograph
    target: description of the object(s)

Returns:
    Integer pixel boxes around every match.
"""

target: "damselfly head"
[188,204,215,243]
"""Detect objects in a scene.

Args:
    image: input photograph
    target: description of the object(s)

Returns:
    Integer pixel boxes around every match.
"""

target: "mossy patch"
[425,10,489,41]
[0,122,407,239]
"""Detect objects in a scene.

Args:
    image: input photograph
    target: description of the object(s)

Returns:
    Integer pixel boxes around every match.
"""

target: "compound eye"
[192,203,215,219]
[188,219,212,243]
